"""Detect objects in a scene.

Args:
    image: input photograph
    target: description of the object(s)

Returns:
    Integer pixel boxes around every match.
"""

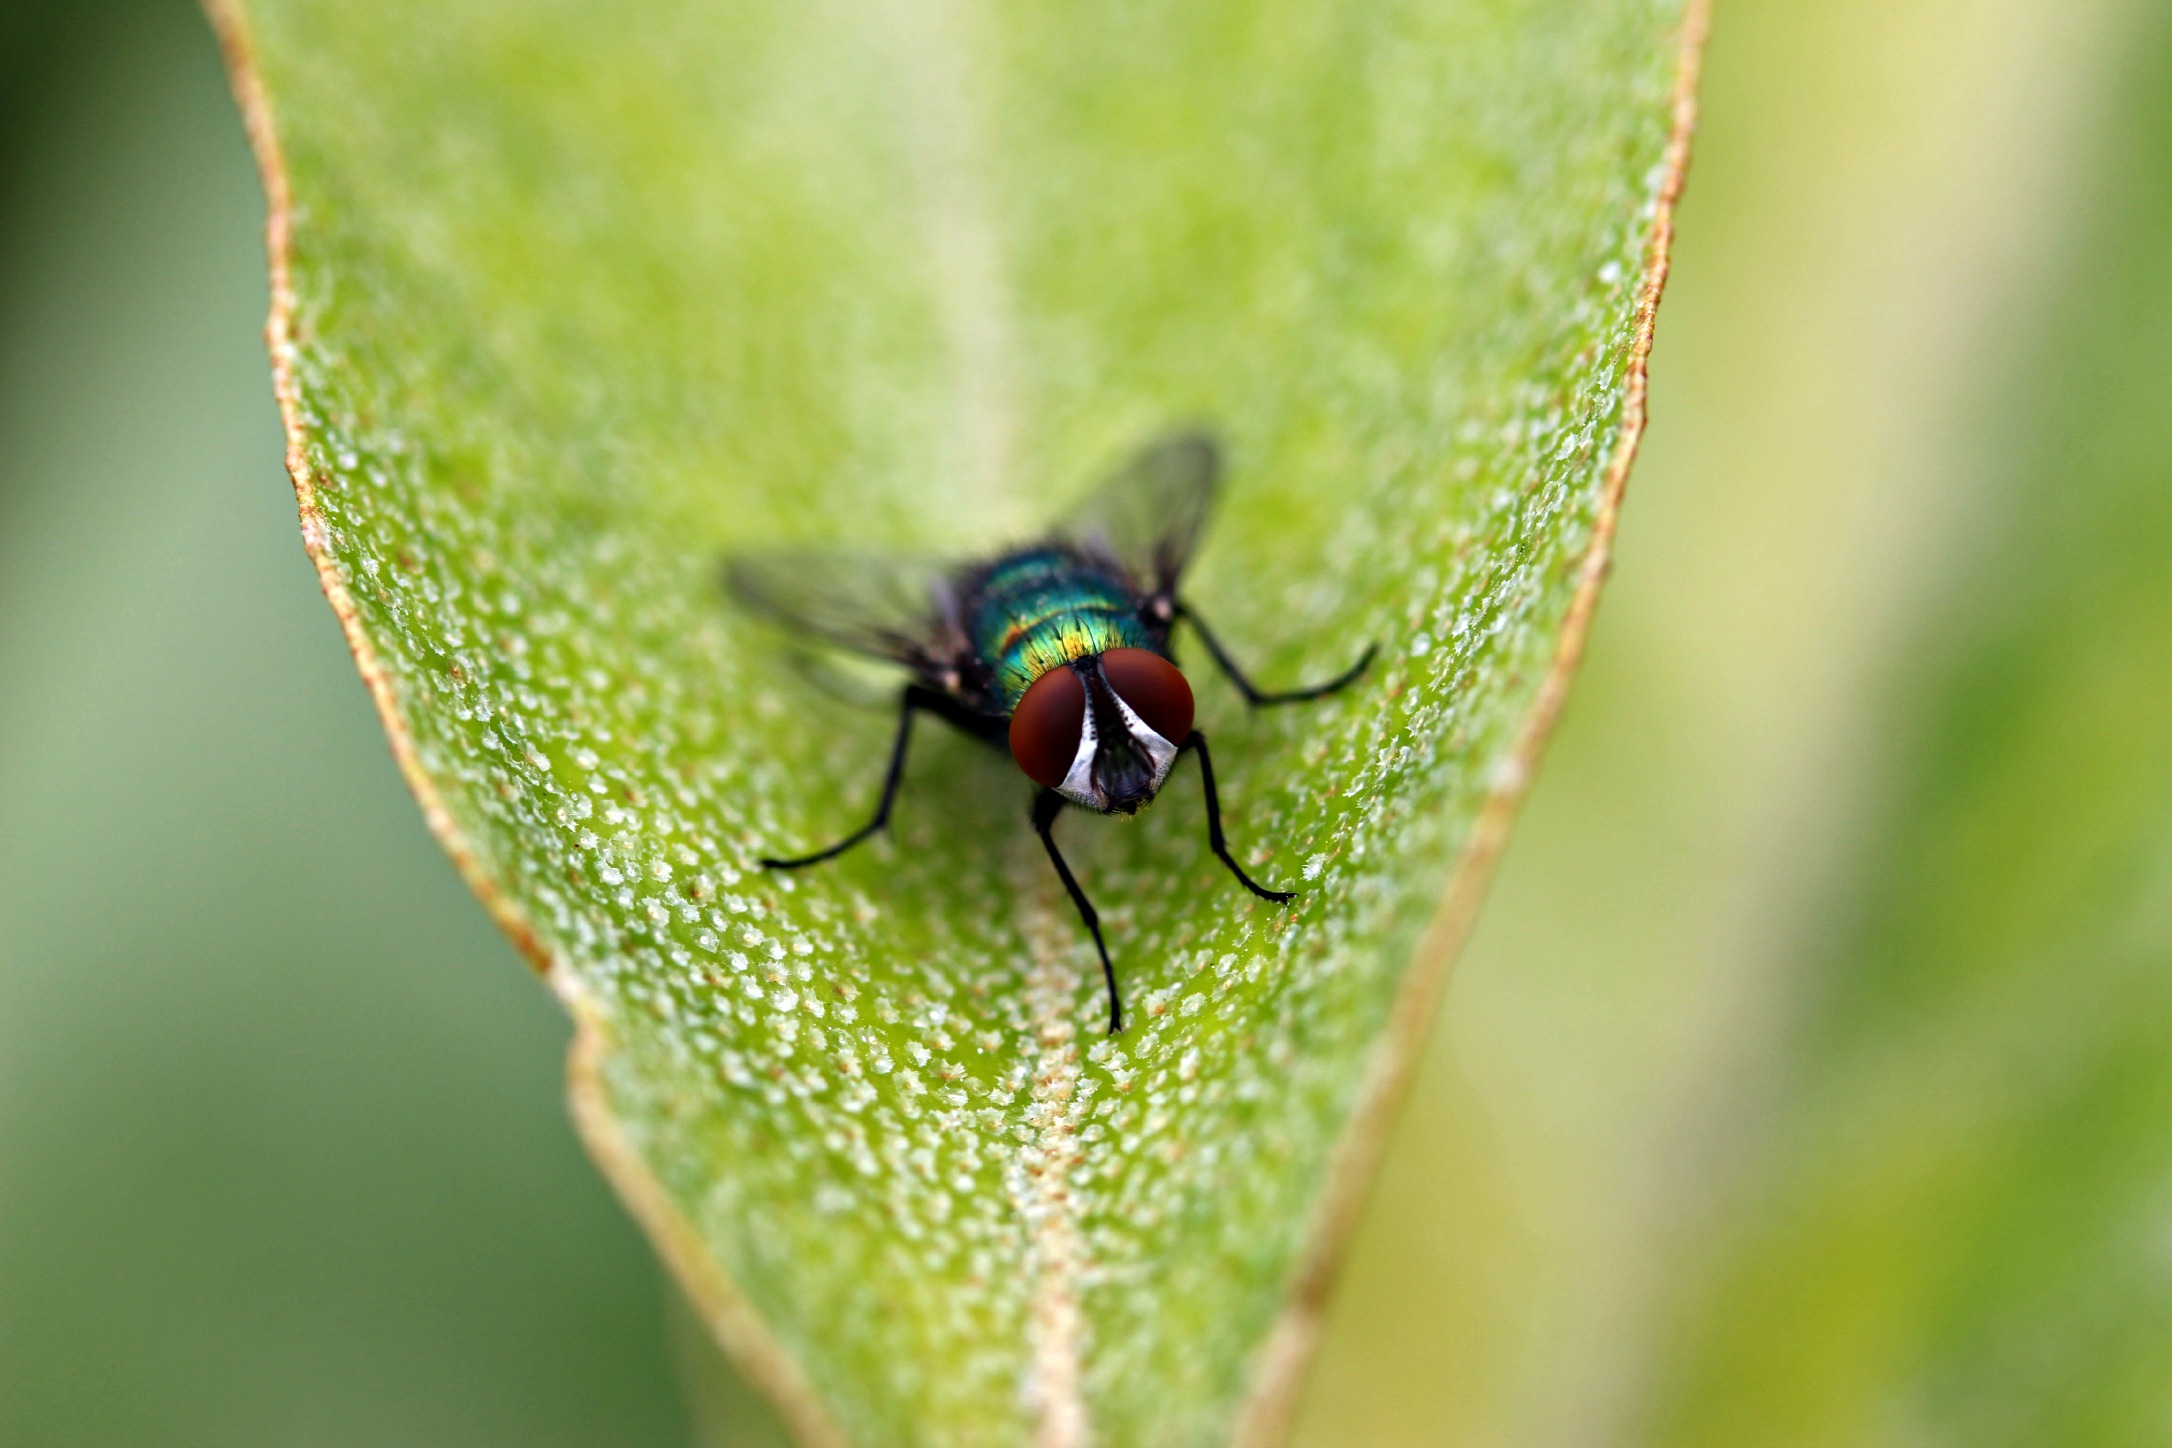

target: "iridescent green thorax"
[967,547,1153,709]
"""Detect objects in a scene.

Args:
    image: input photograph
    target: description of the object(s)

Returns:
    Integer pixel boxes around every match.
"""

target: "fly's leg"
[1182,730,1295,904]
[1173,600,1376,705]
[1032,789,1124,1035]
[760,684,947,869]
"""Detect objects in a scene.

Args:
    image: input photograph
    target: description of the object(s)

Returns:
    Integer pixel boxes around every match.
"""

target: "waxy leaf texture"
[216,0,1699,1442]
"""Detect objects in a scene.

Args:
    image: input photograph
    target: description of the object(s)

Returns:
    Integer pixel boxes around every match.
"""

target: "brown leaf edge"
[203,0,1705,1440]
[1227,7,1707,1439]
[200,3,856,1443]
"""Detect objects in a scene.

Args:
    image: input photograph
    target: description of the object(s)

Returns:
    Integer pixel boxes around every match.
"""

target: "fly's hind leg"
[1173,601,1376,705]
[1181,730,1295,904]
[1032,789,1124,1035]
[761,684,951,869]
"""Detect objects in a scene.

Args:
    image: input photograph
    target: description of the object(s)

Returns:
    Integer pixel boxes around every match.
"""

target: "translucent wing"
[1052,429,1221,592]
[722,550,962,669]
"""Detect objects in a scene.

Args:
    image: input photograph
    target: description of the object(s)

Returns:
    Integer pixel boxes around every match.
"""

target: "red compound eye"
[1009,664,1087,788]
[1101,648,1194,746]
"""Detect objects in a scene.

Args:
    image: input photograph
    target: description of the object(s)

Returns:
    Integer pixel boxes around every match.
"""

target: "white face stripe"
[1057,679,1180,809]
[1111,691,1179,792]
[1058,691,1101,806]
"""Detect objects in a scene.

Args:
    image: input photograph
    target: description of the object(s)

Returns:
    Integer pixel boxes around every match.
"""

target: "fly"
[725,431,1374,1034]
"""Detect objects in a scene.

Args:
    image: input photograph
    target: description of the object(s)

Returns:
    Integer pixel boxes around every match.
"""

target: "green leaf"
[212,0,1698,1441]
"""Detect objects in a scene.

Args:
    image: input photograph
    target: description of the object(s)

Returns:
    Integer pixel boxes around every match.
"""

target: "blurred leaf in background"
[0,3,685,1441]
[4,0,2170,1445]
[1644,2,2172,1438]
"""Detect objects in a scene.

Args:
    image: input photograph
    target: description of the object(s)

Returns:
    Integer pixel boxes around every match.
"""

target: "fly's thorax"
[964,547,1155,710]
[1008,648,1195,814]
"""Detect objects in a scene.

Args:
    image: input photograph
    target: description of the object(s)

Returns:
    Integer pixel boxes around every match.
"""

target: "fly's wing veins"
[722,550,964,671]
[1052,429,1222,594]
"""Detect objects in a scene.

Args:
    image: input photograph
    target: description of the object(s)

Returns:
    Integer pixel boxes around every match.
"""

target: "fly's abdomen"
[968,548,1153,710]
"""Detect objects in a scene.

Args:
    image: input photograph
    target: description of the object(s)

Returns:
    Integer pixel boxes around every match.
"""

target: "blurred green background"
[2,1,2167,1445]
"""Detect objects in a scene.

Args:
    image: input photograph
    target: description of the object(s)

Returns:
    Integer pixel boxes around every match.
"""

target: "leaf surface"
[214,1,1698,1442]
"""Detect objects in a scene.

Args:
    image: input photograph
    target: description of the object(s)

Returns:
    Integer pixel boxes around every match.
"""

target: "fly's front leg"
[1174,600,1375,705]
[760,685,945,869]
[1182,730,1294,904]
[1032,789,1124,1034]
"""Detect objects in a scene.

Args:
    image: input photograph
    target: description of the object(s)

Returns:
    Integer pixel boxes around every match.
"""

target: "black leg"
[1183,730,1295,903]
[761,685,945,869]
[1032,789,1124,1035]
[1175,601,1376,706]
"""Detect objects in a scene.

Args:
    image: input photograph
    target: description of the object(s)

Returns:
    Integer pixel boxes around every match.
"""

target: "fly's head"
[1008,649,1195,814]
